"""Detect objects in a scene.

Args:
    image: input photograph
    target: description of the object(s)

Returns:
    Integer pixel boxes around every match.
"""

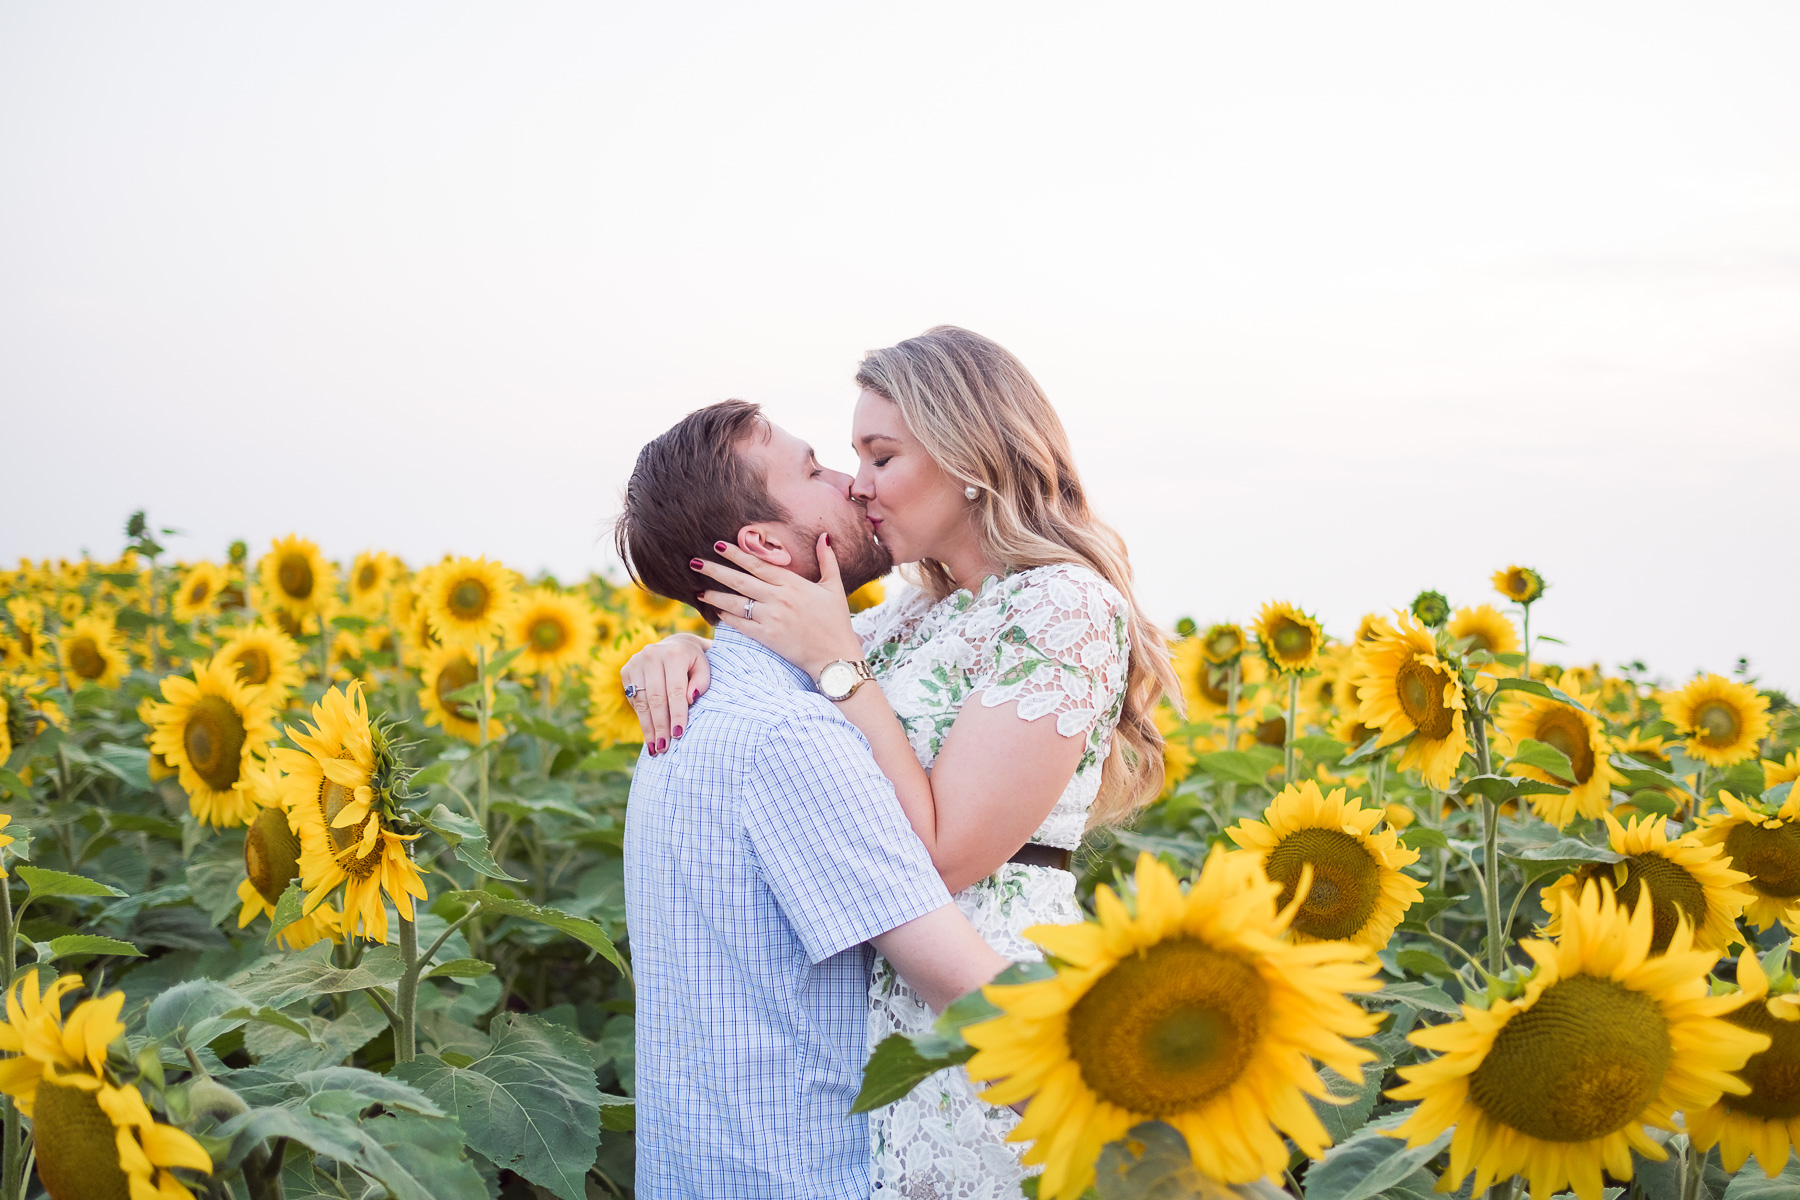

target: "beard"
[789,504,892,593]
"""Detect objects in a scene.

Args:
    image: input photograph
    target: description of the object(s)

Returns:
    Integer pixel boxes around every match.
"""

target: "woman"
[622,326,1179,1198]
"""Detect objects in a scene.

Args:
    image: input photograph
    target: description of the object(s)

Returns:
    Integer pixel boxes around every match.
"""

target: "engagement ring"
[623,683,640,700]
[743,599,756,620]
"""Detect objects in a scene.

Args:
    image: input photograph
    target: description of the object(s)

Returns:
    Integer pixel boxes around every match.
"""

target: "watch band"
[818,658,876,701]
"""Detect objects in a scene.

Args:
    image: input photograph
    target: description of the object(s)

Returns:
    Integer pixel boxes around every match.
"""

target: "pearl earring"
[964,485,979,501]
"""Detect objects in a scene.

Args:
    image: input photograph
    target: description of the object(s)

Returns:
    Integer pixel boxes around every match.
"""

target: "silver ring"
[622,683,640,700]
[743,599,756,620]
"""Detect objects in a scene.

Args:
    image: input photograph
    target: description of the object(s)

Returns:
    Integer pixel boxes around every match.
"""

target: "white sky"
[3,3,1797,689]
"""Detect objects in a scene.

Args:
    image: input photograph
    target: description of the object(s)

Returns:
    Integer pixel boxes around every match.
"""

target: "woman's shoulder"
[995,562,1126,622]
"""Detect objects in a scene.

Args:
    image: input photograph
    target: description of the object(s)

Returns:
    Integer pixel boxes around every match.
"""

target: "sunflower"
[1388,882,1767,1200]
[416,556,518,649]
[1351,613,1388,646]
[1448,605,1520,673]
[1763,752,1800,791]
[1155,704,1197,800]
[258,535,336,624]
[347,550,401,619]
[509,587,597,678]
[847,578,886,614]
[593,607,622,651]
[419,643,503,744]
[1492,565,1547,605]
[1541,813,1751,954]
[1697,790,1800,933]
[215,623,304,702]
[1687,946,1800,1178]
[235,762,341,950]
[1354,612,1469,790]
[2,600,52,676]
[56,592,84,622]
[1254,600,1322,675]
[59,613,128,689]
[586,624,662,748]
[276,682,427,944]
[172,561,228,622]
[1659,674,1773,769]
[1199,622,1247,665]
[1612,727,1671,770]
[624,584,684,630]
[390,579,438,668]
[1227,781,1424,947]
[962,849,1380,1198]
[1494,686,1621,830]
[144,654,278,828]
[0,970,214,1200]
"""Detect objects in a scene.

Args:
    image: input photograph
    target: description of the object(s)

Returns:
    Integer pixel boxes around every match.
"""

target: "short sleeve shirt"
[627,628,952,1199]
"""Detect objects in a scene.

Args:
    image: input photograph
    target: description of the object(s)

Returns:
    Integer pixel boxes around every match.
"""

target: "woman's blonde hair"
[855,326,1182,829]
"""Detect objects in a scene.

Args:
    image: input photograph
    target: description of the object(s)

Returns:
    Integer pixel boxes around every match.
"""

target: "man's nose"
[824,467,855,497]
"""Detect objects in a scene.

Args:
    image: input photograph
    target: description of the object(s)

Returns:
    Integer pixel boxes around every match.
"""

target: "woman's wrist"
[807,638,867,681]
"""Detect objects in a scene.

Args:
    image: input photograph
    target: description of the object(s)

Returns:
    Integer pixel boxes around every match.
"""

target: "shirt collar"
[711,626,818,693]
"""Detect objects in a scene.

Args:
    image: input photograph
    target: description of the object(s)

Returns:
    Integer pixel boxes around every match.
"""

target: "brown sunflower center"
[18,628,36,656]
[1723,1001,1800,1120]
[448,579,490,620]
[183,695,247,791]
[1607,854,1709,954]
[1693,701,1741,747]
[1724,821,1800,899]
[1198,666,1230,707]
[246,805,301,904]
[435,654,480,721]
[189,579,211,603]
[1065,938,1269,1117]
[1254,717,1286,747]
[1464,631,1493,653]
[32,1080,132,1200]
[1467,974,1671,1142]
[1268,618,1313,664]
[277,552,315,601]
[1264,828,1383,940]
[317,759,371,857]
[1205,629,1242,660]
[1396,658,1454,740]
[1533,710,1596,786]
[530,615,569,652]
[67,636,105,680]
[231,646,272,686]
[357,563,378,589]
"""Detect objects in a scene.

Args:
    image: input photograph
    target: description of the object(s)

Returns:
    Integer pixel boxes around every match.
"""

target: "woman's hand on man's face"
[694,534,865,680]
[620,632,711,754]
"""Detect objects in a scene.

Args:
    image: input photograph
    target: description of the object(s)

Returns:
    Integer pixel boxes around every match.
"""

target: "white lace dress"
[852,563,1131,1200]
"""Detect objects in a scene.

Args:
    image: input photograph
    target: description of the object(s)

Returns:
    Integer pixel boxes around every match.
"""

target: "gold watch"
[817,658,876,702]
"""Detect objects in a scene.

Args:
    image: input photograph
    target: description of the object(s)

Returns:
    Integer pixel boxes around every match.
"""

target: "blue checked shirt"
[626,628,953,1199]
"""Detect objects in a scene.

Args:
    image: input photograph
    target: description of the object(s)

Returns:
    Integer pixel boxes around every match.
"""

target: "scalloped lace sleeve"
[852,579,923,659]
[974,565,1130,741]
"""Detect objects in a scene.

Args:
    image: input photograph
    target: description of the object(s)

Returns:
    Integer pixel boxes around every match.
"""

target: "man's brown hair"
[614,399,787,624]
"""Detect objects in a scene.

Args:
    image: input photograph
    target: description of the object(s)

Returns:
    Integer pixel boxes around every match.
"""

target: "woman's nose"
[850,466,874,501]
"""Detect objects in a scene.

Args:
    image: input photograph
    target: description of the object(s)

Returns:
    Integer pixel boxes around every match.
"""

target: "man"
[614,399,1008,1199]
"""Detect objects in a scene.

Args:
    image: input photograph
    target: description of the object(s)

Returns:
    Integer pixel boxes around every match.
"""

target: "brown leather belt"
[1008,843,1073,872]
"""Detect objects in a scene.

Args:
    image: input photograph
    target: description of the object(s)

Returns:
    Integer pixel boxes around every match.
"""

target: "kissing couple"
[614,326,1180,1199]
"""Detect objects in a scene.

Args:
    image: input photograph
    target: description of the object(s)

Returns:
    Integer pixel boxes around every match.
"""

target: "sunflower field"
[1,519,1797,1200]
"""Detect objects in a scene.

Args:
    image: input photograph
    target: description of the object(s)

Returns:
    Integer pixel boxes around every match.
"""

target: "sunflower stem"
[1679,1136,1705,1200]
[316,613,331,686]
[1521,603,1531,681]
[1221,659,1242,815]
[0,877,16,1200]
[1471,706,1506,975]
[476,641,491,832]
[1283,672,1300,784]
[393,914,419,1063]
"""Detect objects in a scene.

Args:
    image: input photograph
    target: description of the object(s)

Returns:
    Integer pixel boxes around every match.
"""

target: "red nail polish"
[657,737,668,753]
[823,533,831,547]
[691,690,700,705]
[690,559,704,570]
[715,541,728,553]
[646,744,656,757]
[673,726,683,738]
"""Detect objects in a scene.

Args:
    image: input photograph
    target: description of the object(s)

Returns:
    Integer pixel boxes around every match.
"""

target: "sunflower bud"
[1409,590,1451,628]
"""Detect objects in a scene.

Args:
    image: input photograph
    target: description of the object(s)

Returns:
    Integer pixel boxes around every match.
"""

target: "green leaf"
[1722,1153,1800,1197]
[92,744,153,792]
[392,1013,601,1200]
[264,880,307,944]
[1344,731,1406,766]
[1494,651,1527,668]
[365,1113,490,1200]
[1764,781,1793,809]
[486,645,526,675]
[1303,1112,1451,1200]
[1093,1122,1289,1200]
[330,614,371,631]
[1308,1040,1397,1147]
[228,942,405,1009]
[1510,738,1575,781]
[1494,676,1588,712]
[1193,747,1281,787]
[1610,754,1693,797]
[1394,949,1453,978]
[515,715,585,751]
[440,891,624,975]
[409,762,453,788]
[219,1106,476,1200]
[1459,773,1570,805]
[1295,735,1347,762]
[428,958,497,980]
[1628,790,1679,818]
[599,1093,634,1132]
[1358,981,1461,1015]
[147,979,260,1048]
[419,804,522,881]
[1715,758,1767,800]
[15,865,127,899]
[1505,838,1624,880]
[38,934,142,961]
[0,768,30,799]
[1398,826,1449,852]
[851,1031,976,1114]
[576,746,639,774]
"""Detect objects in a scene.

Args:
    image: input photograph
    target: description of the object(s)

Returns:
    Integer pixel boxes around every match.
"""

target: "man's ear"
[736,524,794,568]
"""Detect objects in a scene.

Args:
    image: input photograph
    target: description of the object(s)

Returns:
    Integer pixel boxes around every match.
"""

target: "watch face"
[820,662,855,698]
